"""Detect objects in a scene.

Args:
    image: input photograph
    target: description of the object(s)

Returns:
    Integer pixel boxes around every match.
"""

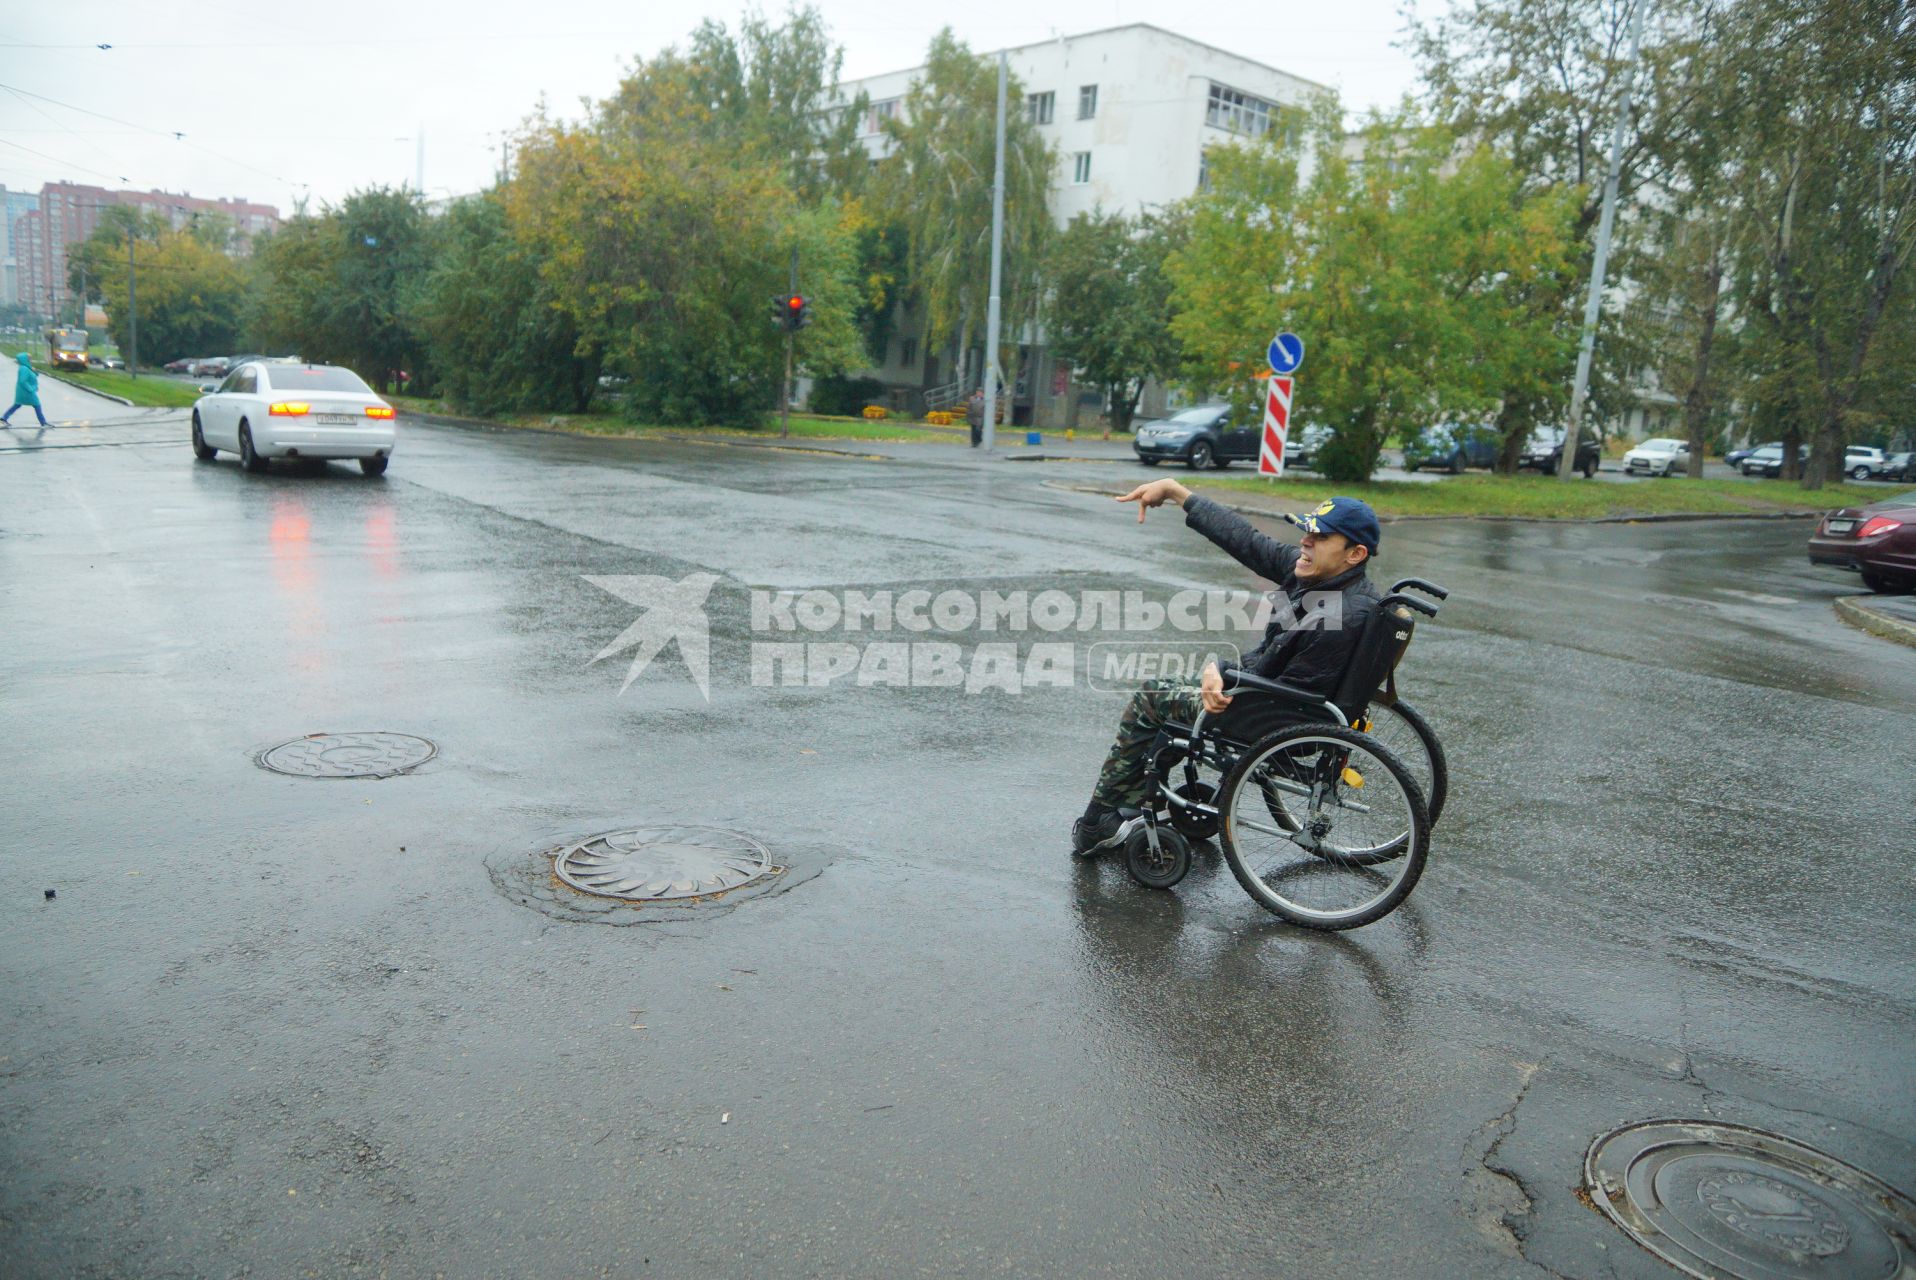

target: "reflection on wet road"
[2,413,1911,1279]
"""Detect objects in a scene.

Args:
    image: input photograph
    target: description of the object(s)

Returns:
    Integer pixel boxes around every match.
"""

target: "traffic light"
[771,294,812,332]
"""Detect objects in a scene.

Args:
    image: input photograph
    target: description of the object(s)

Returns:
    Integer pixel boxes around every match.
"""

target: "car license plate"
[314,413,356,425]
[1825,519,1856,533]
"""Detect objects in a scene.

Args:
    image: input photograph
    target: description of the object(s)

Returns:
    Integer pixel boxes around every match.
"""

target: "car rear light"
[365,405,395,419]
[1857,517,1904,539]
[268,401,310,416]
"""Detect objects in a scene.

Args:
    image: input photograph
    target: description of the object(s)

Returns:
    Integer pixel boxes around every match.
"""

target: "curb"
[1833,596,1916,649]
[1042,479,1832,526]
[401,408,938,459]
[1006,453,1132,464]
[40,369,135,406]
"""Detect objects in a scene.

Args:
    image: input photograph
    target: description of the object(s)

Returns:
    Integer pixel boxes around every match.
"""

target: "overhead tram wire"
[0,136,125,185]
[1,82,137,185]
[0,79,301,193]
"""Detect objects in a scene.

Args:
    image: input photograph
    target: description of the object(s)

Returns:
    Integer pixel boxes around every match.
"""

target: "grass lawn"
[3,346,202,409]
[1184,472,1893,519]
[457,408,968,445]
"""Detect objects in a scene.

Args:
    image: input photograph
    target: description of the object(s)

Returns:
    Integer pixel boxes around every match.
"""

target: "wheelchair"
[1106,577,1449,931]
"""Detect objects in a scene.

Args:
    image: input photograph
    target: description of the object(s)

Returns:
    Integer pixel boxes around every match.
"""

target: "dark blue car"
[1402,423,1500,473]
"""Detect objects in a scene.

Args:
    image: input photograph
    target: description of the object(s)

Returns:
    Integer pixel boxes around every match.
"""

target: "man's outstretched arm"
[1115,478,1299,583]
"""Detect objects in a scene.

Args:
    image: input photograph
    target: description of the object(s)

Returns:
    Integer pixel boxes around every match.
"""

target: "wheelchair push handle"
[1381,592,1439,618]
[1388,576,1449,603]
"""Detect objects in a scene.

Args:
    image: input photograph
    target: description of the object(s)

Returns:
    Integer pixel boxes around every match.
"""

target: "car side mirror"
[199,384,217,394]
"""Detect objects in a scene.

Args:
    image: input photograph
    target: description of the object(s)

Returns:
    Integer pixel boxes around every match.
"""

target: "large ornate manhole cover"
[1586,1121,1916,1280]
[552,826,776,901]
[257,732,437,779]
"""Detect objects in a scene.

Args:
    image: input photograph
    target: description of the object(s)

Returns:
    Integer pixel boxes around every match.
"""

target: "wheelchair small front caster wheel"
[1124,826,1191,890]
[1169,780,1219,841]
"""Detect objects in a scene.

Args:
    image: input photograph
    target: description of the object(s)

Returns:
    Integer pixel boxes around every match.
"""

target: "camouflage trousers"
[1092,678,1205,809]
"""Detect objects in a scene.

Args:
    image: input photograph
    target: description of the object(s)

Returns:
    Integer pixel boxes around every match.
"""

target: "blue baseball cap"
[1285,496,1381,552]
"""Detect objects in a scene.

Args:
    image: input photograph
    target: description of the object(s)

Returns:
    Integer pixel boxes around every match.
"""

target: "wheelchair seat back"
[1331,599,1418,720]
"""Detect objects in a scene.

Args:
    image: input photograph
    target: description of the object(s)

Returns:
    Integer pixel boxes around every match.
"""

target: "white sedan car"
[1622,436,1691,477]
[190,361,397,475]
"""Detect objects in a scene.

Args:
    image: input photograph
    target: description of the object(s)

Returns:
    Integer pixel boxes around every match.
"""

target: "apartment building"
[16,182,279,321]
[835,24,1325,426]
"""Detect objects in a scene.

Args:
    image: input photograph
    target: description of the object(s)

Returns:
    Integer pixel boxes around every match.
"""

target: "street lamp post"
[125,225,137,378]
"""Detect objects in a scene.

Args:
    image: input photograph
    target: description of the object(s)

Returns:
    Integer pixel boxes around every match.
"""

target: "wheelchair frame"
[1112,577,1451,928]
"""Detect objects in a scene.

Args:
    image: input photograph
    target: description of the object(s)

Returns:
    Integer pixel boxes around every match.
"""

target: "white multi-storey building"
[835,24,1326,426]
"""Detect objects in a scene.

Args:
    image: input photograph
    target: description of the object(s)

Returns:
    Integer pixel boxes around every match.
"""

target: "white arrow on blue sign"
[1267,331,1304,375]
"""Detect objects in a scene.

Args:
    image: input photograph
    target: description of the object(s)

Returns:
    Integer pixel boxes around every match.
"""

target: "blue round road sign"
[1268,331,1304,375]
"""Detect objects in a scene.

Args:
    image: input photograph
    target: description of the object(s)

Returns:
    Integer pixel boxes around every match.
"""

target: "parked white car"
[1844,445,1887,480]
[1622,437,1691,477]
[190,361,397,475]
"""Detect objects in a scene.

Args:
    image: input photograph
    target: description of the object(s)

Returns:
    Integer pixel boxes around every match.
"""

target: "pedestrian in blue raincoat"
[4,352,52,427]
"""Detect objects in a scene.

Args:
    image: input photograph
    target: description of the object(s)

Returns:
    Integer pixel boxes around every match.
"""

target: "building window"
[1206,82,1279,138]
[1026,91,1054,125]
[1072,151,1092,185]
[1197,150,1211,194]
[1078,85,1098,120]
[900,337,917,367]
[863,98,898,135]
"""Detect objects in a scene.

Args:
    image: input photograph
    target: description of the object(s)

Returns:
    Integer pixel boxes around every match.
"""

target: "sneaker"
[1071,807,1141,857]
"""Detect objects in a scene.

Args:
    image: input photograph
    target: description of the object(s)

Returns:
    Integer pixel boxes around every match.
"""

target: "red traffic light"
[787,295,804,311]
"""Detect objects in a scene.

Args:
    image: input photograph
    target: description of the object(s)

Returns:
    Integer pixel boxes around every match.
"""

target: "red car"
[1808,497,1916,593]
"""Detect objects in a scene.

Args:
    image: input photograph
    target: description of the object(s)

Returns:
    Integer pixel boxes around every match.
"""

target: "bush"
[925,410,955,425]
[809,373,888,417]
[862,405,890,419]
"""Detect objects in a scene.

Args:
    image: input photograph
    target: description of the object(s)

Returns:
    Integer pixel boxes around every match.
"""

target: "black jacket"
[1183,494,1380,699]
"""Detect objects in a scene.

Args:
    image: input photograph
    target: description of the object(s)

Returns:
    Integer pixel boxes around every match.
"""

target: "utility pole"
[781,245,797,439]
[1559,0,1648,478]
[981,50,1008,454]
[125,225,138,379]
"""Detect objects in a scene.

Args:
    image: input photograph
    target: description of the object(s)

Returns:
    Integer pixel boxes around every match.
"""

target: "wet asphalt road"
[4,379,1914,1279]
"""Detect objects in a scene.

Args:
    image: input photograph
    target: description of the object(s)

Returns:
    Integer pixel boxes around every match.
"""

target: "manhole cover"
[552,826,776,901]
[258,732,437,779]
[1587,1121,1916,1280]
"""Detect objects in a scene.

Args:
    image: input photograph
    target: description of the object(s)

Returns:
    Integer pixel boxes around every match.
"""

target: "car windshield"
[1160,407,1221,427]
[263,365,373,394]
[1753,447,1781,457]
[1639,438,1680,449]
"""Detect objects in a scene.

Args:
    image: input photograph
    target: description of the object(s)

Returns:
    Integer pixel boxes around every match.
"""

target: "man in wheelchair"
[1072,479,1384,855]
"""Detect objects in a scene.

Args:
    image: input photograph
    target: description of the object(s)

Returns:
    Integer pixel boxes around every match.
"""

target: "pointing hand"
[1114,478,1192,523]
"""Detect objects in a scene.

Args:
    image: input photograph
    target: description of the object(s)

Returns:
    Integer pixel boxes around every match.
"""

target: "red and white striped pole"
[1259,375,1293,477]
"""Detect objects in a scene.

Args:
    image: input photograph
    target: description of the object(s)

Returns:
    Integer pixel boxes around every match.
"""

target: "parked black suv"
[1518,428,1601,478]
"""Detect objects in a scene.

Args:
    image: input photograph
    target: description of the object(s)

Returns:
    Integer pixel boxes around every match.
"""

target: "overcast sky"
[0,0,1426,215]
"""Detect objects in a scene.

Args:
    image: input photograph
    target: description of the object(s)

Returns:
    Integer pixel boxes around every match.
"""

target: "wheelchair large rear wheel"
[1361,699,1447,825]
[1220,725,1430,930]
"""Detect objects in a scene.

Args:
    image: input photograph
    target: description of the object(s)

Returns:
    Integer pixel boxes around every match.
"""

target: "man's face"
[1295,531,1368,581]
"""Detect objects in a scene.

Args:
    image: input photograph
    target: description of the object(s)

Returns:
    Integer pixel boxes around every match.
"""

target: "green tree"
[243,187,436,393]
[1047,209,1183,437]
[1411,0,1712,463]
[414,194,597,415]
[1410,0,1700,233]
[508,8,866,426]
[87,228,246,364]
[1168,105,1582,482]
[66,207,169,323]
[879,29,1054,397]
[1714,0,1915,489]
